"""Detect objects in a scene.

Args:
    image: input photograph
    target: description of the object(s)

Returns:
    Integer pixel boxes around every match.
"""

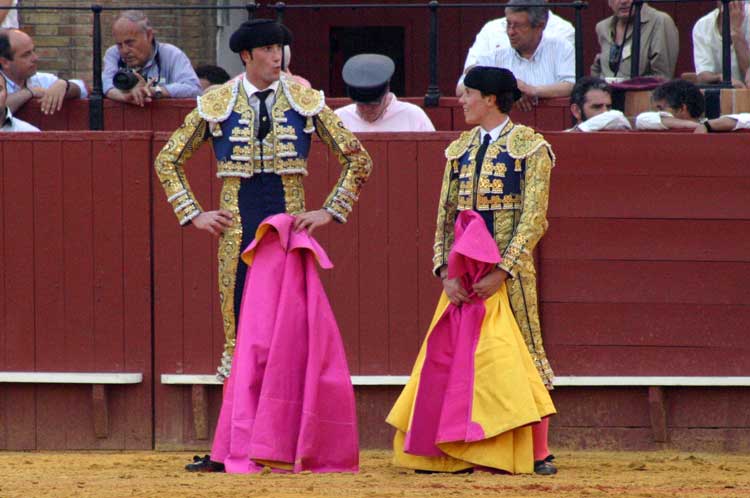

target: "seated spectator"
[0,71,38,131]
[461,6,574,77]
[568,76,631,132]
[695,113,750,132]
[335,54,435,132]
[0,0,18,29]
[459,0,575,111]
[103,10,202,106]
[635,79,705,130]
[194,64,230,92]
[592,0,679,80]
[0,28,88,116]
[693,1,750,88]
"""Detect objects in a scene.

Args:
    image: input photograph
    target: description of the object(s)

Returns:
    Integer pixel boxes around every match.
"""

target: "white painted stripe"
[0,372,143,384]
[553,376,750,387]
[161,374,222,385]
[160,374,750,387]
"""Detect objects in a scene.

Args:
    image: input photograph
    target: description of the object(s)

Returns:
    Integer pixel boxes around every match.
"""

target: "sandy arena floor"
[0,450,748,498]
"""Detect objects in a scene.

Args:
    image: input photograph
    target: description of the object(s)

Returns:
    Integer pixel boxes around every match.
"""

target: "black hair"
[652,79,705,118]
[194,64,231,85]
[0,30,13,61]
[570,76,611,108]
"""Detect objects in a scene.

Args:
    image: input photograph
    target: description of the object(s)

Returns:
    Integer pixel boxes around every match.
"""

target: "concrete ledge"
[0,371,143,440]
[0,372,143,384]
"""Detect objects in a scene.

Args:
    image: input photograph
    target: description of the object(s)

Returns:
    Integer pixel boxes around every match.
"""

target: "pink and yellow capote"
[387,210,555,474]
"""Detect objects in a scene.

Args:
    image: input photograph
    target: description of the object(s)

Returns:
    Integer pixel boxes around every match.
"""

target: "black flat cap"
[464,66,522,101]
[342,54,395,103]
[229,19,293,53]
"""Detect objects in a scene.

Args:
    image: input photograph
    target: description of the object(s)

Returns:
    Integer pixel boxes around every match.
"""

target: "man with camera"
[102,10,201,106]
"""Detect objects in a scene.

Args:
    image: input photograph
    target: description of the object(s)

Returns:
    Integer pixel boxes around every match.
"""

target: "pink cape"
[405,210,502,454]
[210,214,358,473]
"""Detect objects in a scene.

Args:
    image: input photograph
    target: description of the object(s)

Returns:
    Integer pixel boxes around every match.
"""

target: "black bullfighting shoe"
[534,455,557,475]
[185,454,225,472]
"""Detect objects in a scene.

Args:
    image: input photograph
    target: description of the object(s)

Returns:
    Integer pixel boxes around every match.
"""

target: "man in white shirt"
[335,54,435,132]
[0,28,87,116]
[0,71,39,131]
[568,77,631,132]
[693,0,750,88]
[461,7,575,73]
[459,0,575,111]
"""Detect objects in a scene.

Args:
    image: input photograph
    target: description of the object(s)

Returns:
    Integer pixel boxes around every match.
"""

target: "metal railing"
[2,1,732,129]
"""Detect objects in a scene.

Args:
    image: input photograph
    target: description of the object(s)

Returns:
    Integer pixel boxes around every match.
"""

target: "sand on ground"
[0,450,748,498]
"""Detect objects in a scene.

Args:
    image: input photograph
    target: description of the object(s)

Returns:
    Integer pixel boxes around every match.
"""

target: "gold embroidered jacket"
[154,75,373,225]
[433,121,554,278]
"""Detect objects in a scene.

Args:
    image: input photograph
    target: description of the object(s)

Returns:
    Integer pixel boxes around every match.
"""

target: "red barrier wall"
[16,97,572,133]
[0,132,153,450]
[2,131,748,450]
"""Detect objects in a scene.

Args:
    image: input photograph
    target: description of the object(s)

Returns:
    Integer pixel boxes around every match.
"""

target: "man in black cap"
[335,53,435,132]
[154,18,372,473]
[392,66,558,475]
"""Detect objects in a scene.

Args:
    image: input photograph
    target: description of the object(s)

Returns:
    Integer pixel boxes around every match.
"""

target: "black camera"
[112,68,141,91]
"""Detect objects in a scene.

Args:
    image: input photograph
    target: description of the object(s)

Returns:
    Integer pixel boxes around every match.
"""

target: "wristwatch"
[153,85,164,99]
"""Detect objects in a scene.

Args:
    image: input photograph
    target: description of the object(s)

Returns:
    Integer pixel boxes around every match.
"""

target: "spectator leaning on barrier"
[592,0,679,80]
[0,71,38,131]
[460,0,575,112]
[567,76,631,132]
[0,28,87,116]
[103,10,202,106]
[335,53,435,132]
[693,1,750,88]
[0,0,18,29]
[459,5,574,94]
[635,79,706,130]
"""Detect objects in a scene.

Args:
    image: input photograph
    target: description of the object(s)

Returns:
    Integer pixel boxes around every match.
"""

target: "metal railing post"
[721,0,731,84]
[246,1,257,20]
[89,4,104,131]
[274,2,286,23]
[630,0,643,78]
[424,0,440,107]
[574,0,585,80]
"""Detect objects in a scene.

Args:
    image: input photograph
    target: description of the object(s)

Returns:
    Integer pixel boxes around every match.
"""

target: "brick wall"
[19,0,218,90]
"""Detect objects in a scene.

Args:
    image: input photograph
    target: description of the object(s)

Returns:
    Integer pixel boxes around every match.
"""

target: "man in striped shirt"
[458,0,575,112]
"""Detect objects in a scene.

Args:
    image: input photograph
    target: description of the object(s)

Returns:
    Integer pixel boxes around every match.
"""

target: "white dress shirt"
[241,76,280,135]
[693,5,750,81]
[1,108,40,132]
[1,70,88,98]
[469,36,576,87]
[463,12,576,71]
[572,110,632,132]
[725,113,750,130]
[480,117,511,144]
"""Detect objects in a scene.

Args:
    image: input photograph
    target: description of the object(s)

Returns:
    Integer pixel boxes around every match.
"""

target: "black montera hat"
[229,19,293,53]
[342,53,395,103]
[464,66,522,101]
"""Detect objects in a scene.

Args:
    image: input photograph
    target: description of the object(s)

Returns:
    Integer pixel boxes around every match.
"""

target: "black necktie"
[474,133,492,174]
[255,89,273,141]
